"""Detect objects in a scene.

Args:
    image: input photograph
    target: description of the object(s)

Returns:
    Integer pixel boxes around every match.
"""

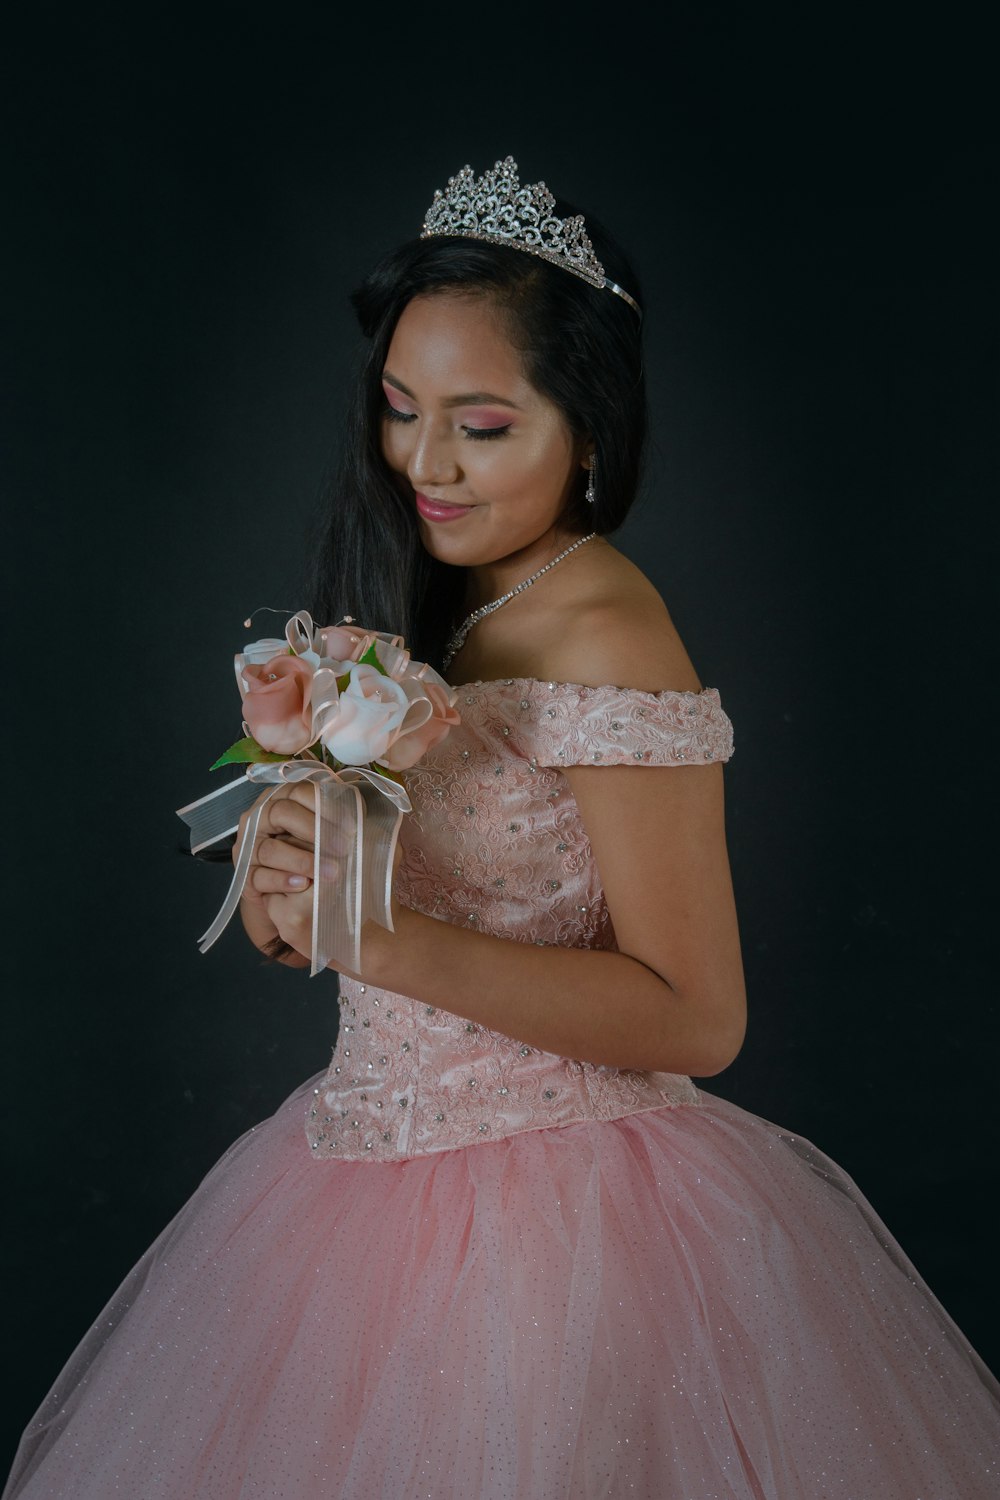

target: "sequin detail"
[307,977,699,1160]
[307,680,730,1162]
[391,681,733,952]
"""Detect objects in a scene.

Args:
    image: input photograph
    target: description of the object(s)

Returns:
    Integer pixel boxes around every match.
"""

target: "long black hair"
[306,202,647,669]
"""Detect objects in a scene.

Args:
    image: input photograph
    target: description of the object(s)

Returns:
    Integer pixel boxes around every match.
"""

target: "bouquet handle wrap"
[177,761,411,977]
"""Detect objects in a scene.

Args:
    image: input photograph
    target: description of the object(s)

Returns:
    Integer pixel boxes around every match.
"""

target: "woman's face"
[379,292,589,570]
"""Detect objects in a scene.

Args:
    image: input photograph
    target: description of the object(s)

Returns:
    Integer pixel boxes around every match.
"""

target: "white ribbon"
[179,609,454,977]
[177,758,411,977]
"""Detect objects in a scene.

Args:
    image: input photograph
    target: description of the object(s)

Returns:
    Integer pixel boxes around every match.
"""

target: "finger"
[234,785,289,865]
[263,890,313,956]
[268,798,356,860]
[234,794,267,866]
[284,783,318,810]
[251,867,312,894]
[256,839,341,886]
[256,836,314,878]
[239,885,281,942]
[234,787,311,867]
[267,800,318,843]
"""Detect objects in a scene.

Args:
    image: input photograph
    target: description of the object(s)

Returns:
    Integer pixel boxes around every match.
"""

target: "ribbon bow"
[177,755,411,977]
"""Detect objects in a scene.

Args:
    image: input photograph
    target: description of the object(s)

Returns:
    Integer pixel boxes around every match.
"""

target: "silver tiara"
[420,156,642,319]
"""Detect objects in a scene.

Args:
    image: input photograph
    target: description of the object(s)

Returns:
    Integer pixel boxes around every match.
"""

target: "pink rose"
[240,654,315,754]
[317,624,369,664]
[380,680,461,771]
[319,665,410,766]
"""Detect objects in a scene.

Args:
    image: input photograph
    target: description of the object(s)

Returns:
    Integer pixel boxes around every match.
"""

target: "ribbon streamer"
[177,760,411,977]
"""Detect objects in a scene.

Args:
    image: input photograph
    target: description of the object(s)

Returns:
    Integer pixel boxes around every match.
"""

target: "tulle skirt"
[5,1076,999,1499]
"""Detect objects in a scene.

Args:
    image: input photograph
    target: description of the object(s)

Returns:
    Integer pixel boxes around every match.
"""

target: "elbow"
[690,1032,744,1077]
[649,983,747,1078]
[694,999,747,1077]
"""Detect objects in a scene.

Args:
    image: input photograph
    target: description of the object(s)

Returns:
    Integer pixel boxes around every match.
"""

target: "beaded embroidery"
[306,681,733,1161]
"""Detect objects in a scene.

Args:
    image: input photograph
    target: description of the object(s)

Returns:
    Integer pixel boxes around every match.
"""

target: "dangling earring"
[585,454,597,505]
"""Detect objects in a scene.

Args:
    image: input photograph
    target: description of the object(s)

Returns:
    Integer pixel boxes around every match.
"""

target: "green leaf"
[372,762,406,786]
[357,640,388,675]
[210,736,291,771]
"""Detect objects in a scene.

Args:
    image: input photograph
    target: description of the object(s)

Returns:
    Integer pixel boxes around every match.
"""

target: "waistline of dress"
[306,1085,703,1162]
[305,980,702,1162]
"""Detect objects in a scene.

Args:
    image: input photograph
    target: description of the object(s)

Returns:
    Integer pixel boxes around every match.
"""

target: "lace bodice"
[307,679,735,1161]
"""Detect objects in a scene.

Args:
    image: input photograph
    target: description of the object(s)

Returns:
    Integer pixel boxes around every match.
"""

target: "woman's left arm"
[260,759,747,1077]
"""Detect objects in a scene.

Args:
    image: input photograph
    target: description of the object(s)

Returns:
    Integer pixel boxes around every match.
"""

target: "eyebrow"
[382,372,523,411]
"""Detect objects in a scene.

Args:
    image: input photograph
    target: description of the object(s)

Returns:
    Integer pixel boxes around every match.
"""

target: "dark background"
[4,4,998,1469]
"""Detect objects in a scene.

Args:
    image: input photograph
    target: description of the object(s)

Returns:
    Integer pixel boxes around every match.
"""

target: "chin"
[415,519,474,557]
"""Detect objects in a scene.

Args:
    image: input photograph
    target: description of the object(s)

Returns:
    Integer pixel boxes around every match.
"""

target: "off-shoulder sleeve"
[504,681,735,767]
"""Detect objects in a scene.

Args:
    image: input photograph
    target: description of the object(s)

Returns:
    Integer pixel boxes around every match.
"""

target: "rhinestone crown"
[421,156,641,318]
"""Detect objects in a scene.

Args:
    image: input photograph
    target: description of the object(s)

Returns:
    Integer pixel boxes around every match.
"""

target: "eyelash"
[381,405,512,441]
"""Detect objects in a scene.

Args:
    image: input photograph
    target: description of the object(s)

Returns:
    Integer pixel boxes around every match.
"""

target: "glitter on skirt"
[6,683,999,1497]
[6,1082,999,1498]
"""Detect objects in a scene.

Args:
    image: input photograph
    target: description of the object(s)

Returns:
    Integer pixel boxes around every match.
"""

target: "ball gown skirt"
[7,681,998,1496]
[5,1074,998,1499]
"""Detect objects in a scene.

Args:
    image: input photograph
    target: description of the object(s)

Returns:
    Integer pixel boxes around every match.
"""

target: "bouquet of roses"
[177,610,460,975]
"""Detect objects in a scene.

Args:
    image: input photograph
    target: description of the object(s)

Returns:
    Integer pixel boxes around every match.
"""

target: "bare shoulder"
[530,544,703,694]
[448,539,704,692]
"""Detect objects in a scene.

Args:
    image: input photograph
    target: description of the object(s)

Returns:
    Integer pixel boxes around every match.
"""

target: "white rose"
[318,665,410,766]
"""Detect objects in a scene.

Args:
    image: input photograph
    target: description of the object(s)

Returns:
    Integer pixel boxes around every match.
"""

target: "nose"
[407,420,460,490]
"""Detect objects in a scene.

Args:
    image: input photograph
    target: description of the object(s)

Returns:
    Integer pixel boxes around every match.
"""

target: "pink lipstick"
[416,493,474,522]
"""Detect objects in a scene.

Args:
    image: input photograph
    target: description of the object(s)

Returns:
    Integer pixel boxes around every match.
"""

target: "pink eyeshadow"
[461,409,513,428]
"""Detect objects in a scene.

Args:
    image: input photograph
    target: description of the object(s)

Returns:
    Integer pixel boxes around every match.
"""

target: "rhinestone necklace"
[442,532,598,673]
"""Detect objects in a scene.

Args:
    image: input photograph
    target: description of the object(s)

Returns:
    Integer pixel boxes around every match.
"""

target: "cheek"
[516,431,577,492]
[484,422,563,471]
[380,421,409,471]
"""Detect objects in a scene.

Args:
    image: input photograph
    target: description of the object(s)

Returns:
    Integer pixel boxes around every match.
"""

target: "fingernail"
[288,875,308,890]
[319,859,339,880]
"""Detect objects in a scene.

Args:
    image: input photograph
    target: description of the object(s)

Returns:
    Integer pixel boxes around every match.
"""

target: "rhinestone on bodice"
[307,679,734,1162]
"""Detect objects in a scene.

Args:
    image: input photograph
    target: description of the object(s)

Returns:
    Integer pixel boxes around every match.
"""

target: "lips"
[416,493,475,523]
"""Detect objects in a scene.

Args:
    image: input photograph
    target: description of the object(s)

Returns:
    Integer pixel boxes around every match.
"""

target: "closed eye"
[382,404,512,441]
[463,424,512,441]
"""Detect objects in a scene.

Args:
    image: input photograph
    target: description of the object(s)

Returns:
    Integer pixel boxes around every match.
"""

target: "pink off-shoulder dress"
[6,680,999,1499]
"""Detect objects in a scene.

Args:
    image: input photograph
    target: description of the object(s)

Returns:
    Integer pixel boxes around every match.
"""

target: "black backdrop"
[5,6,998,1469]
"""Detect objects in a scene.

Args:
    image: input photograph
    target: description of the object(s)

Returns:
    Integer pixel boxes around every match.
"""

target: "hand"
[235,784,325,966]
[236,784,405,975]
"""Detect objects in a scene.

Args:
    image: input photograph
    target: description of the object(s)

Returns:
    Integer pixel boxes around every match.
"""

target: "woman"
[6,158,998,1499]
